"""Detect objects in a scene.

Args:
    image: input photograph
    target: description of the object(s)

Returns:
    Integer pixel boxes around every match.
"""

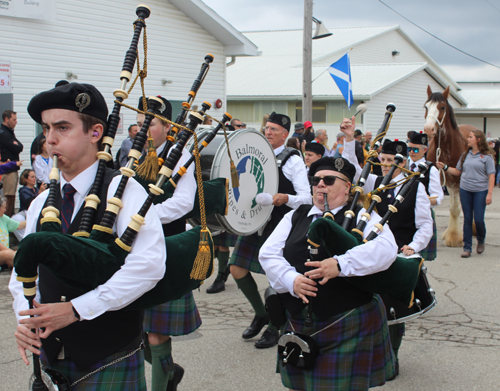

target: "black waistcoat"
[410,160,431,195]
[374,175,418,249]
[37,168,143,369]
[265,148,300,234]
[280,203,372,320]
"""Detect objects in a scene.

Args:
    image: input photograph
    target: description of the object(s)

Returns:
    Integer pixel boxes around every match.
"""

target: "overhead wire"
[378,0,500,69]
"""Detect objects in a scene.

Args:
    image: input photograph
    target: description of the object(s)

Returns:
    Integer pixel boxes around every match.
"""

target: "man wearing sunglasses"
[229,112,311,349]
[407,130,443,263]
[230,118,246,129]
[259,156,398,390]
[341,116,432,378]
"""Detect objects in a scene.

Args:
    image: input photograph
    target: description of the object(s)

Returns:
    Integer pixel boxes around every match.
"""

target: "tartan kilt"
[143,292,201,336]
[279,295,395,391]
[228,232,268,274]
[40,346,146,390]
[213,231,238,248]
[420,209,437,261]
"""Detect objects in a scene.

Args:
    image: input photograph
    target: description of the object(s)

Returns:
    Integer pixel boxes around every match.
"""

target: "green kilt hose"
[420,209,437,261]
[279,295,395,391]
[228,232,268,274]
[143,292,201,336]
[40,347,146,390]
[213,231,238,248]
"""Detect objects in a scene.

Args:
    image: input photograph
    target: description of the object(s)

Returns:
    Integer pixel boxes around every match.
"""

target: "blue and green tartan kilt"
[228,232,268,274]
[143,292,201,336]
[420,209,437,261]
[279,295,395,391]
[40,346,146,390]
[213,231,238,248]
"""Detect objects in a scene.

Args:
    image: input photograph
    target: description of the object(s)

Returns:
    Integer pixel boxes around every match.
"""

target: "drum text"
[235,144,269,165]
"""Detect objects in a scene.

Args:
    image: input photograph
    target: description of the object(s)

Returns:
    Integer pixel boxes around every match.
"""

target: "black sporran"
[277,332,319,370]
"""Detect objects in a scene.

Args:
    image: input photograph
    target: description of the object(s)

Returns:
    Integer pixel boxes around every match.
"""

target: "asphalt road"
[1,188,500,390]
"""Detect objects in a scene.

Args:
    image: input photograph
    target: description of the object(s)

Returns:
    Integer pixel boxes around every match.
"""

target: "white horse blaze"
[424,101,440,137]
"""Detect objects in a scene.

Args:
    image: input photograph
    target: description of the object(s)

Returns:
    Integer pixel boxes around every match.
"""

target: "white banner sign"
[0,61,11,93]
[0,0,56,20]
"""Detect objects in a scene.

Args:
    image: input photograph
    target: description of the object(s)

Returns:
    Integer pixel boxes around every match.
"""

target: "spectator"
[353,129,365,166]
[360,136,368,165]
[365,130,373,151]
[302,121,315,143]
[314,129,330,156]
[202,116,213,125]
[292,122,305,144]
[259,114,270,135]
[0,196,26,269]
[19,169,46,212]
[230,118,246,129]
[0,110,24,216]
[119,124,139,167]
[333,132,346,158]
[33,138,53,186]
[30,131,46,164]
[286,136,301,151]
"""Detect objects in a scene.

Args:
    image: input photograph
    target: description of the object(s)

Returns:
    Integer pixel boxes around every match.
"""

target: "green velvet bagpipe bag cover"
[307,217,422,307]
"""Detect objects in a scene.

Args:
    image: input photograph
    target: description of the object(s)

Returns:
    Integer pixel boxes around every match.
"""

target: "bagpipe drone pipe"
[13,14,230,312]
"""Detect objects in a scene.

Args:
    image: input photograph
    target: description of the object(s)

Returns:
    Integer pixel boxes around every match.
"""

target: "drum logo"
[234,156,265,208]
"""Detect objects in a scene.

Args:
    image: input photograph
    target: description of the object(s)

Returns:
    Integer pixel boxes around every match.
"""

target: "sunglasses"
[408,147,422,153]
[234,124,245,128]
[311,175,348,186]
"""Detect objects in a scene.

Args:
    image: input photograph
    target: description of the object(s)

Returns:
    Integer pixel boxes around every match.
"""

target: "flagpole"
[302,0,313,123]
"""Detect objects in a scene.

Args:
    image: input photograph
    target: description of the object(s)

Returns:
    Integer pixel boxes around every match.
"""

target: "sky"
[202,0,500,82]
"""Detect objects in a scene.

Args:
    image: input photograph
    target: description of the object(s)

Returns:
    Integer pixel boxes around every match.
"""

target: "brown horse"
[423,85,477,247]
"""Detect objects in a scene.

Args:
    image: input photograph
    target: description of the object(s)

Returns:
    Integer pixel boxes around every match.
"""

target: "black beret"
[381,139,407,157]
[267,111,291,132]
[28,82,108,124]
[407,130,428,146]
[309,157,355,183]
[138,96,172,121]
[305,141,325,156]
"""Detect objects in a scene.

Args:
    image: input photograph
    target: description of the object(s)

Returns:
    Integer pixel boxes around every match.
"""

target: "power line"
[378,0,500,69]
[484,0,500,13]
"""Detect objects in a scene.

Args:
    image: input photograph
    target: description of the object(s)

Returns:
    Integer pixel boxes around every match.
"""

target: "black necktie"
[410,163,416,172]
[61,183,76,234]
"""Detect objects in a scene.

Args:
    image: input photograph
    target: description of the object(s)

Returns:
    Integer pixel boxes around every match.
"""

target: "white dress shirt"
[153,142,196,223]
[10,160,166,322]
[33,155,53,184]
[274,144,312,209]
[342,140,433,253]
[408,156,444,208]
[259,204,398,298]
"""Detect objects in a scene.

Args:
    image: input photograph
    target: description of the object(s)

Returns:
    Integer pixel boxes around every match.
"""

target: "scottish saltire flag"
[328,52,353,108]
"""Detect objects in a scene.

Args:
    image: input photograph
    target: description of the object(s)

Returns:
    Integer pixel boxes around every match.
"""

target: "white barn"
[226,26,468,143]
[0,0,257,163]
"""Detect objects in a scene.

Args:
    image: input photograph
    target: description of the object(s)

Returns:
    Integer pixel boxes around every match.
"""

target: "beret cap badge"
[75,93,91,113]
[421,136,426,144]
[334,158,344,171]
[395,145,403,153]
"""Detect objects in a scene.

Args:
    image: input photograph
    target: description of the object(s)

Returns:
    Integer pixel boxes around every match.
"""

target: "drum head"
[212,129,278,235]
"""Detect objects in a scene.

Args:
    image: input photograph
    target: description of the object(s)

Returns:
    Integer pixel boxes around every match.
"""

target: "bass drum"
[186,128,278,236]
[381,262,437,325]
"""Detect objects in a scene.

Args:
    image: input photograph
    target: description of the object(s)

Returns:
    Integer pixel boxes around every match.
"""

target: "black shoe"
[206,272,226,294]
[166,363,184,391]
[254,328,280,349]
[242,315,269,339]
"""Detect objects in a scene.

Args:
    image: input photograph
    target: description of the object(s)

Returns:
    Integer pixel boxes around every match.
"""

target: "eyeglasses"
[408,147,422,153]
[311,175,348,186]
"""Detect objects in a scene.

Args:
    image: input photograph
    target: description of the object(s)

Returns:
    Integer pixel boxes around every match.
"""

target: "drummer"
[407,130,443,262]
[340,117,432,377]
[229,112,311,349]
[259,157,398,390]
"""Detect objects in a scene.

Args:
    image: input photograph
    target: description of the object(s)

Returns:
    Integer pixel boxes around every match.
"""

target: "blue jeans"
[459,188,488,252]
